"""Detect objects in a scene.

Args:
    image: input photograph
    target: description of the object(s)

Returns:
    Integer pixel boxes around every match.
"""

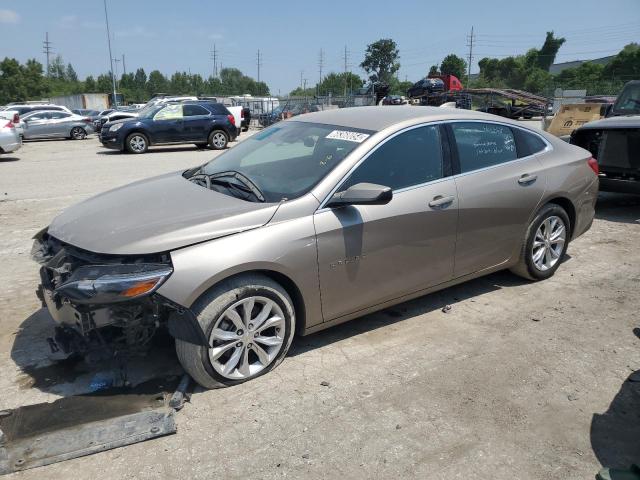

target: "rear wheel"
[511,204,570,280]
[70,127,86,140]
[208,130,228,150]
[125,133,149,154]
[176,274,295,389]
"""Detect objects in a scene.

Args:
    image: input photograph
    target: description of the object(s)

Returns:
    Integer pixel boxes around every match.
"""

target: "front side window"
[198,121,373,202]
[341,125,444,192]
[451,122,516,173]
[154,104,183,121]
[50,112,70,119]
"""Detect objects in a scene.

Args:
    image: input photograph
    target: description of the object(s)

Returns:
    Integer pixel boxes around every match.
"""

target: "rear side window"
[207,103,230,115]
[512,128,547,157]
[50,112,70,119]
[183,104,210,116]
[341,125,444,191]
[451,122,516,173]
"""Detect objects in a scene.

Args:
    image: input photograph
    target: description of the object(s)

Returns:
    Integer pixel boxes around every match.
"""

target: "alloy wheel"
[208,296,285,380]
[532,215,566,271]
[211,132,227,149]
[129,135,147,153]
[71,127,85,140]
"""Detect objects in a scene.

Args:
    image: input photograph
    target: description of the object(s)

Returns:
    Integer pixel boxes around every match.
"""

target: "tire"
[176,274,296,389]
[70,127,86,140]
[125,132,149,154]
[208,130,229,150]
[510,203,571,281]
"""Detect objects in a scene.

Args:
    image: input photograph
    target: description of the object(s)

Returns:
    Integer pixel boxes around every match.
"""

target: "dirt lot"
[0,135,639,479]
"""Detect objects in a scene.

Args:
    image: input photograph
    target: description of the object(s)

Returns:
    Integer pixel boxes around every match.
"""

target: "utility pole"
[256,49,262,83]
[343,45,349,96]
[103,0,118,106]
[122,53,126,75]
[318,48,324,95]
[210,44,218,78]
[300,70,304,91]
[42,32,53,77]
[466,26,474,86]
[112,57,121,89]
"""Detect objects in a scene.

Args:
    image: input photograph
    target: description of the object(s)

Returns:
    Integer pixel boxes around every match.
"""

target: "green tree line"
[0,55,270,105]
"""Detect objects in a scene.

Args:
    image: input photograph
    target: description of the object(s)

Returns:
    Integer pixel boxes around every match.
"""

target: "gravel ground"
[0,134,639,479]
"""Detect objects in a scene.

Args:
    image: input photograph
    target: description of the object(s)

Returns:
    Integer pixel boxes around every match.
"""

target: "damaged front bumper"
[32,230,208,360]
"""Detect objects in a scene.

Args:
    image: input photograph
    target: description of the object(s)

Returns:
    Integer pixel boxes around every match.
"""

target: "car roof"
[292,106,510,132]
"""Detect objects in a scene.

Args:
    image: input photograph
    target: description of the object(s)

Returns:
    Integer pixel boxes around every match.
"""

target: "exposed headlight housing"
[55,264,173,304]
[109,123,123,132]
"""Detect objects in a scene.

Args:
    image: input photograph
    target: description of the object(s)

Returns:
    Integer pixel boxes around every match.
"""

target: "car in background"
[241,106,251,131]
[571,80,640,193]
[382,95,407,105]
[407,78,445,98]
[99,100,238,153]
[0,103,72,116]
[0,117,22,155]
[21,110,94,140]
[33,106,598,388]
[72,109,101,122]
[94,107,139,133]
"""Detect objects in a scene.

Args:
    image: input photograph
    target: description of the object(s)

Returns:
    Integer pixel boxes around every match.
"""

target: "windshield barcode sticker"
[326,130,370,143]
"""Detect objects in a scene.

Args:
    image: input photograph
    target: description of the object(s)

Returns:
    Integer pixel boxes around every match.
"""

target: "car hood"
[577,115,640,130]
[47,172,280,255]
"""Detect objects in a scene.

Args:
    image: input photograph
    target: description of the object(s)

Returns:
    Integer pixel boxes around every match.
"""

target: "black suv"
[99,101,238,154]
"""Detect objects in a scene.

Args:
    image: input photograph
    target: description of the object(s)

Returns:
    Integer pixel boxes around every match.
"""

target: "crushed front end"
[32,230,205,363]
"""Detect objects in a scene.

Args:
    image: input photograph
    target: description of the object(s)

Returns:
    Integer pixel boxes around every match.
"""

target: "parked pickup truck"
[571,80,640,194]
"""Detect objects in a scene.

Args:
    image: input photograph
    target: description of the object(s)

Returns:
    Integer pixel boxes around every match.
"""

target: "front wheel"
[511,204,570,281]
[70,127,86,140]
[208,130,229,150]
[125,133,149,154]
[176,274,295,389]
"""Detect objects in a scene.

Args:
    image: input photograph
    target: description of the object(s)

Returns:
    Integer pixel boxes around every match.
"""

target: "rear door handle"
[428,195,455,208]
[518,174,538,185]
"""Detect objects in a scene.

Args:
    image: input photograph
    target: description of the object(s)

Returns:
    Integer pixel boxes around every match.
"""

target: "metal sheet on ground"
[0,381,179,475]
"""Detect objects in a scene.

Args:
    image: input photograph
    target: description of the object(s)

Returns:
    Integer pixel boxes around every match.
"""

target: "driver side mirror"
[327,182,393,208]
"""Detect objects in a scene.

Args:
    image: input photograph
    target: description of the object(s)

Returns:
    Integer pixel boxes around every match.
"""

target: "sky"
[0,0,639,95]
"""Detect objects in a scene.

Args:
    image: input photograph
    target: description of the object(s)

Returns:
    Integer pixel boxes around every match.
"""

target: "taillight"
[227,114,235,126]
[587,157,599,175]
[12,113,19,124]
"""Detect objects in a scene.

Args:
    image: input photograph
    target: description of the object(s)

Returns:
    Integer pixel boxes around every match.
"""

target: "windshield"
[198,121,374,202]
[612,83,640,116]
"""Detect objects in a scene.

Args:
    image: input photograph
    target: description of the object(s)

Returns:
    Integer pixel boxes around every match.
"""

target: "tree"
[537,31,566,71]
[146,70,168,96]
[65,63,78,82]
[317,72,364,95]
[361,39,400,84]
[440,54,467,79]
[96,74,113,93]
[604,43,640,80]
[0,58,27,103]
[428,65,439,76]
[49,55,66,80]
[22,59,47,99]
[84,75,96,92]
[133,68,147,89]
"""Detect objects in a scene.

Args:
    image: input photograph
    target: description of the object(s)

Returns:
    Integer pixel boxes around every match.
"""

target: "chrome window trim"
[316,117,553,212]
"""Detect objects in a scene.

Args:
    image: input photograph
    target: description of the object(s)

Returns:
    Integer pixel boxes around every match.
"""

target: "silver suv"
[33,106,598,388]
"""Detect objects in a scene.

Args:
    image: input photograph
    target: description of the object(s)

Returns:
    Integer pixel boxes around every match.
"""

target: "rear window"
[512,128,547,157]
[451,122,517,173]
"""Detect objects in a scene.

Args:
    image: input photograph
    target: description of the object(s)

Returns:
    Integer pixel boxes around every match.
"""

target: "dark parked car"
[382,95,406,105]
[407,78,445,98]
[100,100,238,153]
[241,106,251,131]
[570,80,640,193]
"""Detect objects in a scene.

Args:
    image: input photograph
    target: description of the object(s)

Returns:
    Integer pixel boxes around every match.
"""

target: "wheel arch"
[545,196,576,237]
[189,268,307,337]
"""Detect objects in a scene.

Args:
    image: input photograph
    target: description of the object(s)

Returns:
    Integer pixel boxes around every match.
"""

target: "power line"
[42,32,53,77]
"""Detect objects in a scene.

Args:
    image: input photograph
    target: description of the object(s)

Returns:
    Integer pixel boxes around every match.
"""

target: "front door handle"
[518,174,538,185]
[428,195,455,208]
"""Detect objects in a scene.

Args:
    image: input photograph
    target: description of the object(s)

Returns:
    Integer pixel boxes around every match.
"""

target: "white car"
[0,118,22,155]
